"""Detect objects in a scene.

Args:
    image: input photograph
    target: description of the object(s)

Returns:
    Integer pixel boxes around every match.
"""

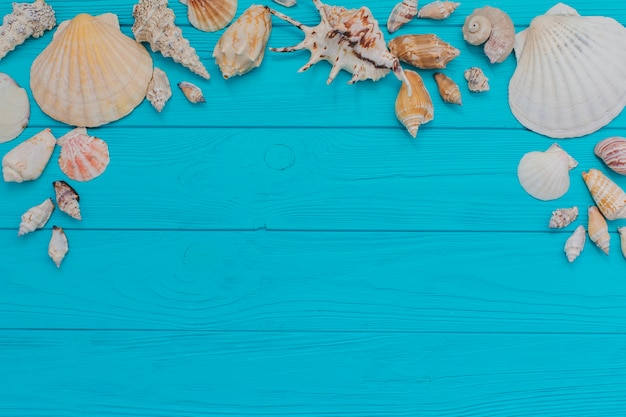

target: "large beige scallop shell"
[594,137,626,175]
[509,4,626,139]
[517,143,577,201]
[564,224,586,263]
[0,73,29,143]
[582,169,626,220]
[388,34,459,70]
[462,6,514,63]
[2,128,56,182]
[57,127,110,182]
[180,0,237,32]
[395,69,434,138]
[588,205,610,255]
[30,13,153,128]
[387,0,417,34]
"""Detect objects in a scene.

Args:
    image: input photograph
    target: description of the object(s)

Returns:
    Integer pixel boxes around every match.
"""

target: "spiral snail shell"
[462,6,514,63]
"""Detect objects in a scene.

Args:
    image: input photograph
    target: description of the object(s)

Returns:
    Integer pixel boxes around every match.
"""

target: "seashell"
[388,34,459,70]
[146,67,172,112]
[53,180,81,221]
[462,6,514,63]
[517,143,577,201]
[508,4,626,139]
[266,1,408,86]
[2,128,55,183]
[433,72,461,105]
[418,1,460,20]
[273,0,296,6]
[548,206,578,229]
[18,198,54,236]
[30,13,153,128]
[564,224,586,263]
[464,67,489,92]
[180,0,237,32]
[178,81,205,103]
[588,206,610,255]
[395,69,434,138]
[132,0,210,79]
[387,0,417,34]
[48,225,68,268]
[618,227,626,259]
[594,137,626,175]
[0,0,56,61]
[213,5,272,79]
[57,127,110,182]
[582,168,626,220]
[0,73,29,143]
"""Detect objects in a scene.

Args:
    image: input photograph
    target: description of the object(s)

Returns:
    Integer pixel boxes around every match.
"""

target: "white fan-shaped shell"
[517,143,577,201]
[509,4,626,138]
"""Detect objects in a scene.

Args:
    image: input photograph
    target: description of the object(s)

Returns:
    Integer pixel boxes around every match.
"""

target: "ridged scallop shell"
[464,67,489,92]
[2,128,55,183]
[387,0,417,34]
[594,137,626,175]
[509,4,626,139]
[433,72,461,105]
[564,224,586,263]
[395,69,434,138]
[0,73,29,143]
[462,6,513,63]
[588,206,610,255]
[418,1,460,20]
[178,81,205,103]
[180,0,237,32]
[618,227,626,259]
[582,168,626,220]
[146,67,172,112]
[213,5,272,79]
[0,0,56,61]
[548,206,578,229]
[18,198,54,236]
[30,13,153,128]
[53,180,81,220]
[388,34,459,70]
[57,127,110,182]
[517,143,578,201]
[48,225,68,268]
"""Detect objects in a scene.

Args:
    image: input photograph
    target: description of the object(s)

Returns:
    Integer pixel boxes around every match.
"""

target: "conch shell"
[146,67,172,112]
[387,0,417,34]
[588,206,610,255]
[582,168,626,221]
[180,0,237,32]
[213,5,272,79]
[564,224,585,263]
[418,1,460,20]
[2,128,55,183]
[53,180,81,220]
[548,206,578,229]
[18,198,54,236]
[594,137,626,175]
[178,81,205,103]
[0,73,29,143]
[462,6,514,63]
[266,0,407,85]
[464,67,489,92]
[395,69,434,138]
[48,225,68,268]
[0,0,56,61]
[618,227,626,259]
[517,143,577,201]
[57,127,110,182]
[388,34,459,69]
[30,13,153,128]
[433,72,461,105]
[132,0,210,79]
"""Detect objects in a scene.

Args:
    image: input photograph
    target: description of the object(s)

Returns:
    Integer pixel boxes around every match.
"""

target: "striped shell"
[582,169,626,220]
[588,206,610,255]
[418,1,460,20]
[57,127,110,182]
[388,34,459,70]
[594,137,626,175]
[548,206,578,229]
[180,0,237,32]
[433,72,461,105]
[387,0,417,33]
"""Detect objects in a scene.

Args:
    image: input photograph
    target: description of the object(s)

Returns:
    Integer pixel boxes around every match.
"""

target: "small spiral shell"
[462,6,514,63]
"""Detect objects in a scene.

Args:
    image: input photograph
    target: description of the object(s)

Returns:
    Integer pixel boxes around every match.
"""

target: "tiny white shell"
[178,81,205,103]
[18,198,55,236]
[564,225,586,263]
[517,143,577,201]
[48,225,68,268]
[464,67,489,92]
[548,206,578,229]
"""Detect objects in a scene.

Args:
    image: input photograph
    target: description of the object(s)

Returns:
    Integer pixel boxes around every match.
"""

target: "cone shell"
[2,128,55,183]
[462,6,514,63]
[30,13,153,128]
[582,168,626,220]
[509,4,626,139]
[418,1,460,20]
[178,81,205,103]
[387,0,417,34]
[213,5,272,79]
[564,224,586,263]
[53,180,81,220]
[388,34,459,69]
[433,72,461,105]
[180,0,237,32]
[0,0,56,61]
[517,143,577,201]
[618,227,626,259]
[146,67,172,112]
[395,70,434,138]
[57,127,110,182]
[48,225,68,268]
[18,198,54,236]
[464,67,489,92]
[548,206,578,229]
[0,73,29,143]
[594,137,626,175]
[588,206,610,255]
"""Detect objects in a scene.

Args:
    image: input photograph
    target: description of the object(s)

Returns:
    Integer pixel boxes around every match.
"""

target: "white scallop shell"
[509,4,626,138]
[564,224,585,263]
[517,143,578,201]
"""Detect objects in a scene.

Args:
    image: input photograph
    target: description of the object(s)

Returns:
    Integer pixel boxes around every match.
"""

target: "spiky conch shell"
[587,205,610,255]
[0,0,56,61]
[387,0,418,34]
[57,127,110,182]
[582,168,626,220]
[213,5,272,79]
[548,206,578,229]
[30,13,153,127]
[564,224,585,263]
[388,34,460,70]
[265,0,408,86]
[180,0,237,32]
[146,67,172,112]
[2,128,56,183]
[48,225,68,268]
[395,69,434,138]
[0,72,30,143]
[132,0,210,79]
[18,198,54,236]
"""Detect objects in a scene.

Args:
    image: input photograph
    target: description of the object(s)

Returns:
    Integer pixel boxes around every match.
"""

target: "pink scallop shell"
[57,127,110,182]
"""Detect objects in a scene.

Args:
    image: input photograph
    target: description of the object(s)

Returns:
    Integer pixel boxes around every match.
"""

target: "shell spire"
[132,0,210,79]
[0,0,56,61]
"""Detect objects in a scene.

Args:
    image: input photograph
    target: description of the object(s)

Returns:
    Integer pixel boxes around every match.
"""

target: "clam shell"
[48,225,68,268]
[178,81,205,103]
[18,198,54,236]
[2,128,56,183]
[53,180,81,220]
[517,143,577,201]
[418,1,460,20]
[57,127,110,182]
[594,137,626,175]
[618,227,626,259]
[588,206,610,255]
[388,34,459,70]
[387,0,417,34]
[464,67,489,92]
[180,0,237,32]
[582,168,626,220]
[564,224,586,263]
[395,69,434,138]
[462,6,514,63]
[548,206,578,229]
[146,67,172,112]
[0,73,29,143]
[433,72,461,105]
[30,13,153,128]
[508,4,626,138]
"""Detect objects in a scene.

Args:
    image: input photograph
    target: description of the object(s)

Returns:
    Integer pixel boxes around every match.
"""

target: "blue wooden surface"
[1,0,626,415]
